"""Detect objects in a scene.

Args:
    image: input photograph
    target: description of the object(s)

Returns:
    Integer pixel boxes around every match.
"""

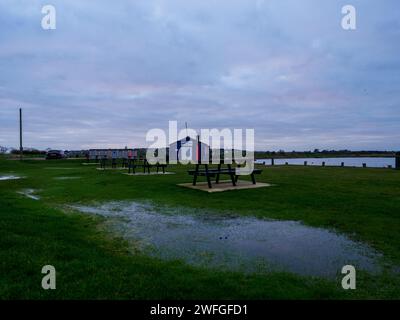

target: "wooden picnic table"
[99,156,122,169]
[188,162,262,188]
[99,157,167,173]
[128,158,167,174]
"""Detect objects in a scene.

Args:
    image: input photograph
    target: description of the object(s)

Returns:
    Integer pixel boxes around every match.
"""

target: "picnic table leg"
[216,164,221,184]
[193,164,199,186]
[227,164,236,186]
[205,164,212,188]
[101,158,106,169]
[129,161,135,174]
[131,159,136,174]
[251,173,256,184]
[235,164,240,183]
[162,165,165,174]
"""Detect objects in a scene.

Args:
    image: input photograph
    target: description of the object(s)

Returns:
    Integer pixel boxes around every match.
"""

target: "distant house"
[89,149,137,159]
[169,137,209,163]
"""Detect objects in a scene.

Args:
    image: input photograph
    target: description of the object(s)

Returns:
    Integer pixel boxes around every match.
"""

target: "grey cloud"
[0,0,399,150]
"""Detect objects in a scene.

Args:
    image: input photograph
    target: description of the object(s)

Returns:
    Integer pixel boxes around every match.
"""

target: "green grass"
[0,157,399,299]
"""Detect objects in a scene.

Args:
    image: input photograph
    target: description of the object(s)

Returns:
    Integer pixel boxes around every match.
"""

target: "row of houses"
[86,137,241,162]
[86,137,210,162]
[88,149,138,159]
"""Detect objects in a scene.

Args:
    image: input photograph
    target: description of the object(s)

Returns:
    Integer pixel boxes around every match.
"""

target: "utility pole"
[19,108,23,160]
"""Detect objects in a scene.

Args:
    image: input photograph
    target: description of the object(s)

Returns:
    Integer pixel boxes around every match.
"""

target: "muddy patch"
[71,201,382,278]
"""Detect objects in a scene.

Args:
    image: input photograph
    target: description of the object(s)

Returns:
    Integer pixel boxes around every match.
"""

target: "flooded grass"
[2,159,399,298]
[72,201,382,278]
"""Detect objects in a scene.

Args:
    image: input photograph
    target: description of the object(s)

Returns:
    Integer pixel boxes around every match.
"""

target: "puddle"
[71,202,382,278]
[0,175,23,181]
[17,189,40,200]
[54,176,81,180]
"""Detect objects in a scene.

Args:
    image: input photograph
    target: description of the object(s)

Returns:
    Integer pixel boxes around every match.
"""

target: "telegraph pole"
[19,108,23,160]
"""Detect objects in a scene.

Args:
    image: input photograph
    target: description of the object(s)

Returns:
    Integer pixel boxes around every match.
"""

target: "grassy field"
[0,156,399,299]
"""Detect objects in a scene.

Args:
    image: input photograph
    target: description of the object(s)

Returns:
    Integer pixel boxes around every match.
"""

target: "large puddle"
[72,202,382,278]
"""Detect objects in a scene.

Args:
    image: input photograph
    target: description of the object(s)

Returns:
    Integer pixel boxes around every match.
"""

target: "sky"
[0,0,399,151]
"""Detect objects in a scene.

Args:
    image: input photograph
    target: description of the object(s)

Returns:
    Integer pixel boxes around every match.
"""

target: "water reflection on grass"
[72,201,382,278]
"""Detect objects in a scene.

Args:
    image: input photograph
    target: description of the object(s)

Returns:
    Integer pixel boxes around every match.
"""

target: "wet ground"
[17,189,40,200]
[0,175,23,181]
[53,176,81,180]
[44,167,76,170]
[72,201,382,278]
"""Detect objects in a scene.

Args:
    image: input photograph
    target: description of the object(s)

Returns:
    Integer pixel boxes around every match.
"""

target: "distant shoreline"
[2,151,398,160]
[254,153,396,160]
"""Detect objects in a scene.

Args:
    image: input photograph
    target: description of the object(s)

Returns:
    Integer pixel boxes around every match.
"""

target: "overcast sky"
[0,0,399,151]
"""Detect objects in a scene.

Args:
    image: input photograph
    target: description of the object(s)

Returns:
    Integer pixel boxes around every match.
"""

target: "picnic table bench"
[188,163,262,188]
